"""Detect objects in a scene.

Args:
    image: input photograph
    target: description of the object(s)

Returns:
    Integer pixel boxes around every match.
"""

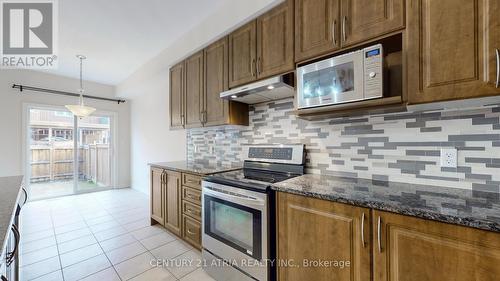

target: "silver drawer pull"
[496,48,499,88]
[187,229,196,235]
[377,216,382,253]
[361,212,365,247]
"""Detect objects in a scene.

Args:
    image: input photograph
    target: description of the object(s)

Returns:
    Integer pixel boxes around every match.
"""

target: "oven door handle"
[203,188,266,208]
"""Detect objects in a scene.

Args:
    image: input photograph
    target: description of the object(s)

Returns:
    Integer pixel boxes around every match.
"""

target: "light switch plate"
[440,148,457,168]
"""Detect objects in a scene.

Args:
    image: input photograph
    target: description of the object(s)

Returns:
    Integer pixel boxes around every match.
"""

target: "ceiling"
[44,0,228,85]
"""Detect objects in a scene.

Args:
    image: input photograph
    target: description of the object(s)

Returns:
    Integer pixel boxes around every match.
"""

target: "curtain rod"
[12,84,126,104]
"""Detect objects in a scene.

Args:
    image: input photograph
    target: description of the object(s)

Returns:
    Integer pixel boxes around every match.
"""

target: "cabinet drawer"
[182,173,202,189]
[182,215,201,249]
[182,201,201,221]
[182,186,201,205]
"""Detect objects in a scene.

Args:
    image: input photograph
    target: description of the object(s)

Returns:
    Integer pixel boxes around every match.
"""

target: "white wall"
[117,0,281,194]
[0,69,131,188]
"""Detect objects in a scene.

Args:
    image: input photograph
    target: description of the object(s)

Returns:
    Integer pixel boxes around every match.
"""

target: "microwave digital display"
[302,62,354,99]
[366,49,380,58]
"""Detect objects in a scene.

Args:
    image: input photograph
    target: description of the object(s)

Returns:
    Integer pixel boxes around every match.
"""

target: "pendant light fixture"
[65,55,96,117]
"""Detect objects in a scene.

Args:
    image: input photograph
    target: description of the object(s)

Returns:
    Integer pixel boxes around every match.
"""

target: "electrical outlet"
[440,148,457,168]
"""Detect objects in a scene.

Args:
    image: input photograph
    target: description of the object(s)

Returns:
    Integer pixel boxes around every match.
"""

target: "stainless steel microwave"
[296,44,383,109]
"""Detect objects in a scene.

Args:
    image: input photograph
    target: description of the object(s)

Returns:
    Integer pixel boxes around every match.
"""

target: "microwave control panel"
[363,44,383,99]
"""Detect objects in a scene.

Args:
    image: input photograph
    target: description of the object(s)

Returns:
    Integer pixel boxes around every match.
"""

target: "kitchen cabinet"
[294,0,340,62]
[341,0,404,47]
[256,0,295,78]
[229,0,294,88]
[229,21,257,88]
[277,192,371,281]
[182,215,202,249]
[372,210,500,281]
[295,0,404,62]
[165,170,182,236]
[180,173,202,249]
[407,0,500,104]
[184,51,204,128]
[150,167,164,225]
[169,38,248,129]
[169,61,184,129]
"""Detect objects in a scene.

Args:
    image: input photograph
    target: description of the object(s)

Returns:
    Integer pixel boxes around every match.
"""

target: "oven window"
[204,195,262,260]
[302,62,354,98]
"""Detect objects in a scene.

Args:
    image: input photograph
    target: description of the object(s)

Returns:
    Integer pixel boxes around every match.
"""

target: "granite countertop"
[149,161,242,176]
[272,174,500,233]
[1,176,24,258]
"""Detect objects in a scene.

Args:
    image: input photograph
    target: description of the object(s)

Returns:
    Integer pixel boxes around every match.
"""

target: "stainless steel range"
[202,144,305,281]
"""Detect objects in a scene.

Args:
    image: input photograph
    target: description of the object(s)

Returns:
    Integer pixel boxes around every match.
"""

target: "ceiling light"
[65,55,96,118]
[231,95,238,99]
[267,85,275,90]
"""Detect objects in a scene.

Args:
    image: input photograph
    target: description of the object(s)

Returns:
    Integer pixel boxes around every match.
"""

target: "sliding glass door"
[27,107,114,200]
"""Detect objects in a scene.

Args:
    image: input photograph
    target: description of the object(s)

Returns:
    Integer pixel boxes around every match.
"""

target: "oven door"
[202,182,268,280]
[297,51,364,109]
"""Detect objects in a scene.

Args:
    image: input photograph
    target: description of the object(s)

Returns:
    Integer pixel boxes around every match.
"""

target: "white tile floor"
[19,189,215,281]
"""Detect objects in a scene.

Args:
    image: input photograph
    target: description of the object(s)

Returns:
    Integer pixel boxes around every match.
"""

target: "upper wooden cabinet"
[295,0,340,62]
[165,170,181,236]
[150,167,164,225]
[229,21,257,88]
[277,192,371,281]
[295,0,404,62]
[373,210,500,281]
[184,51,204,128]
[169,41,248,129]
[407,0,500,104]
[229,0,295,88]
[204,38,249,127]
[256,0,295,78]
[169,62,184,129]
[341,0,404,47]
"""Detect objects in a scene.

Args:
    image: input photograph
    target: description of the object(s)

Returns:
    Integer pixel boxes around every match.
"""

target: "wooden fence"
[30,144,111,187]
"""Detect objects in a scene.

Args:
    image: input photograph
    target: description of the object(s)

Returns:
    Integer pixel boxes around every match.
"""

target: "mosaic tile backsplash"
[187,98,500,193]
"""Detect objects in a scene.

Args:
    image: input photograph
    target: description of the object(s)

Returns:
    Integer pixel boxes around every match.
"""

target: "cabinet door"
[229,20,257,88]
[182,215,201,249]
[150,168,164,225]
[204,37,230,126]
[169,62,184,129]
[256,0,294,78]
[165,170,182,236]
[277,192,371,281]
[486,0,499,89]
[184,51,204,128]
[407,0,500,104]
[340,0,404,47]
[373,210,500,281]
[295,0,340,62]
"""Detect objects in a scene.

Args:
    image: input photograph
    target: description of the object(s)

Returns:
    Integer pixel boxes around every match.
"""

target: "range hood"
[220,73,295,104]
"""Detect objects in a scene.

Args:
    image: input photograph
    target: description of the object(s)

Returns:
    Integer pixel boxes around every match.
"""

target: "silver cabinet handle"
[257,57,261,76]
[361,212,365,247]
[342,16,347,42]
[377,216,382,253]
[496,48,499,88]
[332,20,337,45]
[187,229,195,235]
[251,58,256,77]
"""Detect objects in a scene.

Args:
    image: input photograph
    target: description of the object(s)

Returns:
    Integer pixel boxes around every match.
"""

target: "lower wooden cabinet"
[150,167,165,225]
[182,215,202,249]
[277,192,371,281]
[165,170,182,236]
[151,167,202,249]
[373,210,500,281]
[277,192,500,281]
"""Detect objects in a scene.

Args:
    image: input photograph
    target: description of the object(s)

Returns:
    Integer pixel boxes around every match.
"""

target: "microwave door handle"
[203,188,265,207]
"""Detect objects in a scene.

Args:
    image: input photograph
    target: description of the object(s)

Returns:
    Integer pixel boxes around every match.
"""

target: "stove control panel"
[248,147,293,160]
[243,144,305,165]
